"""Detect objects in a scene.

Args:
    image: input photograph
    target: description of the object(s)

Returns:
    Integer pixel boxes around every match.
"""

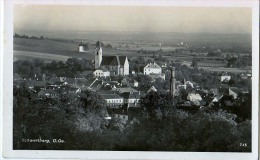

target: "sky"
[14,5,252,34]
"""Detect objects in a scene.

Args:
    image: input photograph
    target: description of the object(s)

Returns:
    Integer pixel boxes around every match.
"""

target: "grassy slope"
[13,38,140,60]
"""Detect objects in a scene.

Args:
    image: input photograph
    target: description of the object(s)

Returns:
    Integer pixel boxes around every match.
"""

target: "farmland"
[13,31,252,73]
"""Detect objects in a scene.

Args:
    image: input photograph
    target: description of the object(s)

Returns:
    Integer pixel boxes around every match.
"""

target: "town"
[10,3,254,154]
[14,40,252,122]
[13,35,253,152]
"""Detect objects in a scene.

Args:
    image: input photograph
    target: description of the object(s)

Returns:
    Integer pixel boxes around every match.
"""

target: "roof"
[111,87,138,93]
[90,80,103,90]
[64,78,76,84]
[38,89,57,96]
[148,86,157,93]
[100,56,127,66]
[100,94,123,99]
[229,87,248,94]
[144,62,161,69]
[120,92,141,99]
[27,80,47,87]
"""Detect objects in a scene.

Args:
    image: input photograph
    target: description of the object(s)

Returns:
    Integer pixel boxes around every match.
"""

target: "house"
[187,92,202,102]
[119,78,139,88]
[147,86,157,93]
[89,79,103,90]
[113,113,128,124]
[220,72,231,82]
[129,79,139,88]
[218,95,234,107]
[100,94,124,107]
[38,89,58,98]
[143,62,162,75]
[121,91,141,107]
[93,67,110,78]
[176,78,195,90]
[229,87,249,99]
[78,41,88,52]
[120,78,129,86]
[94,41,129,75]
[26,80,47,91]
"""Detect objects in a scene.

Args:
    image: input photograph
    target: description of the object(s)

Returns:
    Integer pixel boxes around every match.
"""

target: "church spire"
[95,41,102,69]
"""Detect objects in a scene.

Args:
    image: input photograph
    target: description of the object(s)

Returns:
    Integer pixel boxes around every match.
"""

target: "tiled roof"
[111,87,138,93]
[90,80,103,90]
[121,92,141,99]
[100,94,123,99]
[100,56,127,66]
[144,62,161,69]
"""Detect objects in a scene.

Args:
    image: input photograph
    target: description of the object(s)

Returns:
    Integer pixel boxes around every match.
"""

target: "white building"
[144,62,162,75]
[78,41,88,52]
[93,69,110,78]
[220,72,231,82]
[100,94,124,107]
[187,93,202,101]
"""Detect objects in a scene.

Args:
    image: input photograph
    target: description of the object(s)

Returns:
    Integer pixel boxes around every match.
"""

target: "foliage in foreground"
[13,87,251,152]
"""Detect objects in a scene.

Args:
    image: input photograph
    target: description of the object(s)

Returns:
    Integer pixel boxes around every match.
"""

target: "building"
[121,91,141,107]
[187,92,202,102]
[147,86,157,93]
[38,89,58,99]
[143,62,162,75]
[78,41,88,52]
[229,87,249,99]
[100,94,124,107]
[93,68,110,78]
[170,68,176,97]
[220,72,231,82]
[94,41,129,75]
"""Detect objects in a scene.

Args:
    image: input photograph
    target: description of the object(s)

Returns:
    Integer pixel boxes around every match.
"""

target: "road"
[14,50,71,62]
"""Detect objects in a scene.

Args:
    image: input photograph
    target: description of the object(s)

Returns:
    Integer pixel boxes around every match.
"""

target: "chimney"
[170,67,176,97]
[42,74,46,81]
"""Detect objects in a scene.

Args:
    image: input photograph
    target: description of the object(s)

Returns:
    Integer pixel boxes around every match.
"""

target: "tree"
[190,59,198,68]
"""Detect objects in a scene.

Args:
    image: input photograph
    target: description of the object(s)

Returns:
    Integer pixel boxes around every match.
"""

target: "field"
[14,37,140,60]
[14,51,71,62]
[13,35,251,73]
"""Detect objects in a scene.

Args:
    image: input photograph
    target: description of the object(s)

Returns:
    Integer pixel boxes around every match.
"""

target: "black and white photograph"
[1,0,259,159]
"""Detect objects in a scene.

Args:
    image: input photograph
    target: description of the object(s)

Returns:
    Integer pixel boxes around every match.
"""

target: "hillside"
[13,37,140,60]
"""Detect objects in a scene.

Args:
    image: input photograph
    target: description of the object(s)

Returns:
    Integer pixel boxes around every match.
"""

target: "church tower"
[170,67,176,97]
[95,41,102,69]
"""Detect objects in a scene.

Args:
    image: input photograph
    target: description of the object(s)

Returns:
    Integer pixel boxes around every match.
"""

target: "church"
[94,41,129,76]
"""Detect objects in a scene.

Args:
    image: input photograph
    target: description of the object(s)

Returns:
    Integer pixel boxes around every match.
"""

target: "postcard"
[1,0,259,159]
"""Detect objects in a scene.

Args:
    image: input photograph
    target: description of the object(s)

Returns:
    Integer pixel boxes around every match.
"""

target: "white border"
[2,0,259,159]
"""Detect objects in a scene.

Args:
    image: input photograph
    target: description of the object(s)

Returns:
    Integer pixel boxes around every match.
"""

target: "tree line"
[14,33,46,40]
[13,86,251,151]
